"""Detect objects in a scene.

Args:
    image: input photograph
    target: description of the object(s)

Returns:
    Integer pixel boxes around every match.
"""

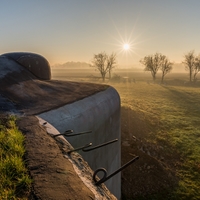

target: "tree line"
[91,51,200,83]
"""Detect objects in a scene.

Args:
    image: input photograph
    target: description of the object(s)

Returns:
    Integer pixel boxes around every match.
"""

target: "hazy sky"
[1,0,200,67]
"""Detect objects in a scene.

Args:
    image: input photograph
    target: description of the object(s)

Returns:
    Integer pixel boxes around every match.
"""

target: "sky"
[1,0,200,68]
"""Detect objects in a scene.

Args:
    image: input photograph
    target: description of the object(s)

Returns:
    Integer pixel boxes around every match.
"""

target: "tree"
[140,53,165,82]
[183,51,195,82]
[160,56,173,83]
[91,52,117,82]
[107,53,117,80]
[193,55,200,82]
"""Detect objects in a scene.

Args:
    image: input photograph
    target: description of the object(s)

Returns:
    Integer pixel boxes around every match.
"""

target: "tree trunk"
[190,70,192,82]
[109,70,111,80]
[161,74,164,83]
[102,74,106,82]
[152,74,156,82]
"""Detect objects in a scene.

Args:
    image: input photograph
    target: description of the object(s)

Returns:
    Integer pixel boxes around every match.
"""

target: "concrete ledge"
[37,116,117,199]
[38,86,121,199]
[17,116,117,199]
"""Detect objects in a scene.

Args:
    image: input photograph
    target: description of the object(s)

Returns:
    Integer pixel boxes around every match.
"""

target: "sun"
[123,43,130,50]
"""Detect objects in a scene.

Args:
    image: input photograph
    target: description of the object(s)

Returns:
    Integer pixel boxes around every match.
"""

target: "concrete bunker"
[0,52,121,199]
[1,52,51,80]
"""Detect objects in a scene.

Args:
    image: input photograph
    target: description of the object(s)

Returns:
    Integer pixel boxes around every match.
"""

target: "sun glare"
[106,21,142,60]
[123,43,130,50]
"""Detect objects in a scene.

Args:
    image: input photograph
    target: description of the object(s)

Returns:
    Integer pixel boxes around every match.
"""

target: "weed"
[0,115,31,199]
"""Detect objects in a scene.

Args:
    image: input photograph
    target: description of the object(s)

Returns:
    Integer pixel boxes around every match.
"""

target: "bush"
[110,74,121,82]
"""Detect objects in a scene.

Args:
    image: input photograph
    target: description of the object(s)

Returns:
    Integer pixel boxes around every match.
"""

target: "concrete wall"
[38,86,121,199]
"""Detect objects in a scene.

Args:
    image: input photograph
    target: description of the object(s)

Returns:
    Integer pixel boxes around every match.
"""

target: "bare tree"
[160,56,173,83]
[193,55,200,82]
[91,52,117,82]
[183,51,195,82]
[140,53,164,82]
[107,53,117,80]
[92,52,108,82]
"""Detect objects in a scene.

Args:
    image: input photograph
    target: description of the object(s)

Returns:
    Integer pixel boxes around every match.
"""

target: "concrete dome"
[2,52,51,80]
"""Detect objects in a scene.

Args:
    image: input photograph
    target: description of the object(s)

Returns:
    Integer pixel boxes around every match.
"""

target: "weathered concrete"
[2,52,51,80]
[38,86,121,199]
[0,56,25,79]
[0,52,122,199]
[0,55,108,116]
[36,116,117,200]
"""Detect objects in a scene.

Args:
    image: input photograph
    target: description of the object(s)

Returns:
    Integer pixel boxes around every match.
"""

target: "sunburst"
[123,43,130,50]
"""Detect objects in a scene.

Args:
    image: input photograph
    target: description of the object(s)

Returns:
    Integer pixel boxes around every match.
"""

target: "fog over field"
[51,62,188,84]
[51,62,186,72]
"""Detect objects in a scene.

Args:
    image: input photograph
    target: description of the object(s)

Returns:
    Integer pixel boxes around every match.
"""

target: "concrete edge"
[36,116,117,200]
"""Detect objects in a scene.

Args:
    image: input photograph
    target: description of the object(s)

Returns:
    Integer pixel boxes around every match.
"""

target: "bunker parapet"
[0,52,121,199]
[1,52,51,80]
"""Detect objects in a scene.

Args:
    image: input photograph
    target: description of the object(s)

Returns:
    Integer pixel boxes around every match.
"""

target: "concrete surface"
[38,86,121,199]
[2,52,51,80]
[36,116,117,200]
[0,55,108,116]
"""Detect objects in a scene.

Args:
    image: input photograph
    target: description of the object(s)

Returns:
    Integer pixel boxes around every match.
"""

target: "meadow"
[52,68,200,199]
[113,81,200,199]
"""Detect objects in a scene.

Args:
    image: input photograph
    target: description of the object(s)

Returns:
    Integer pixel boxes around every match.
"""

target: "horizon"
[51,60,187,73]
[1,1,200,67]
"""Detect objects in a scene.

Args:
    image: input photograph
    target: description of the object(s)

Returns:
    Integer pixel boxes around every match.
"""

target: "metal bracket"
[93,156,139,185]
[67,143,92,154]
[82,139,118,152]
[53,130,92,138]
[67,138,118,154]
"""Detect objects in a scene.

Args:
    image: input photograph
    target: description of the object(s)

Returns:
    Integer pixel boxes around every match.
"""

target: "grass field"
[53,68,200,199]
[111,81,200,199]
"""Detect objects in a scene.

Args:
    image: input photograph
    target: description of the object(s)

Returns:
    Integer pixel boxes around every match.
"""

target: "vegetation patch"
[111,81,200,199]
[0,115,31,199]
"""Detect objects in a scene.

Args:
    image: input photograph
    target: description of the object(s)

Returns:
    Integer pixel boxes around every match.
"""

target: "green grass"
[111,81,200,200]
[0,115,32,200]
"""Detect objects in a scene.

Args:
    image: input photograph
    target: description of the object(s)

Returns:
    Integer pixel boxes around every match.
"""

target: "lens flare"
[123,43,130,50]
